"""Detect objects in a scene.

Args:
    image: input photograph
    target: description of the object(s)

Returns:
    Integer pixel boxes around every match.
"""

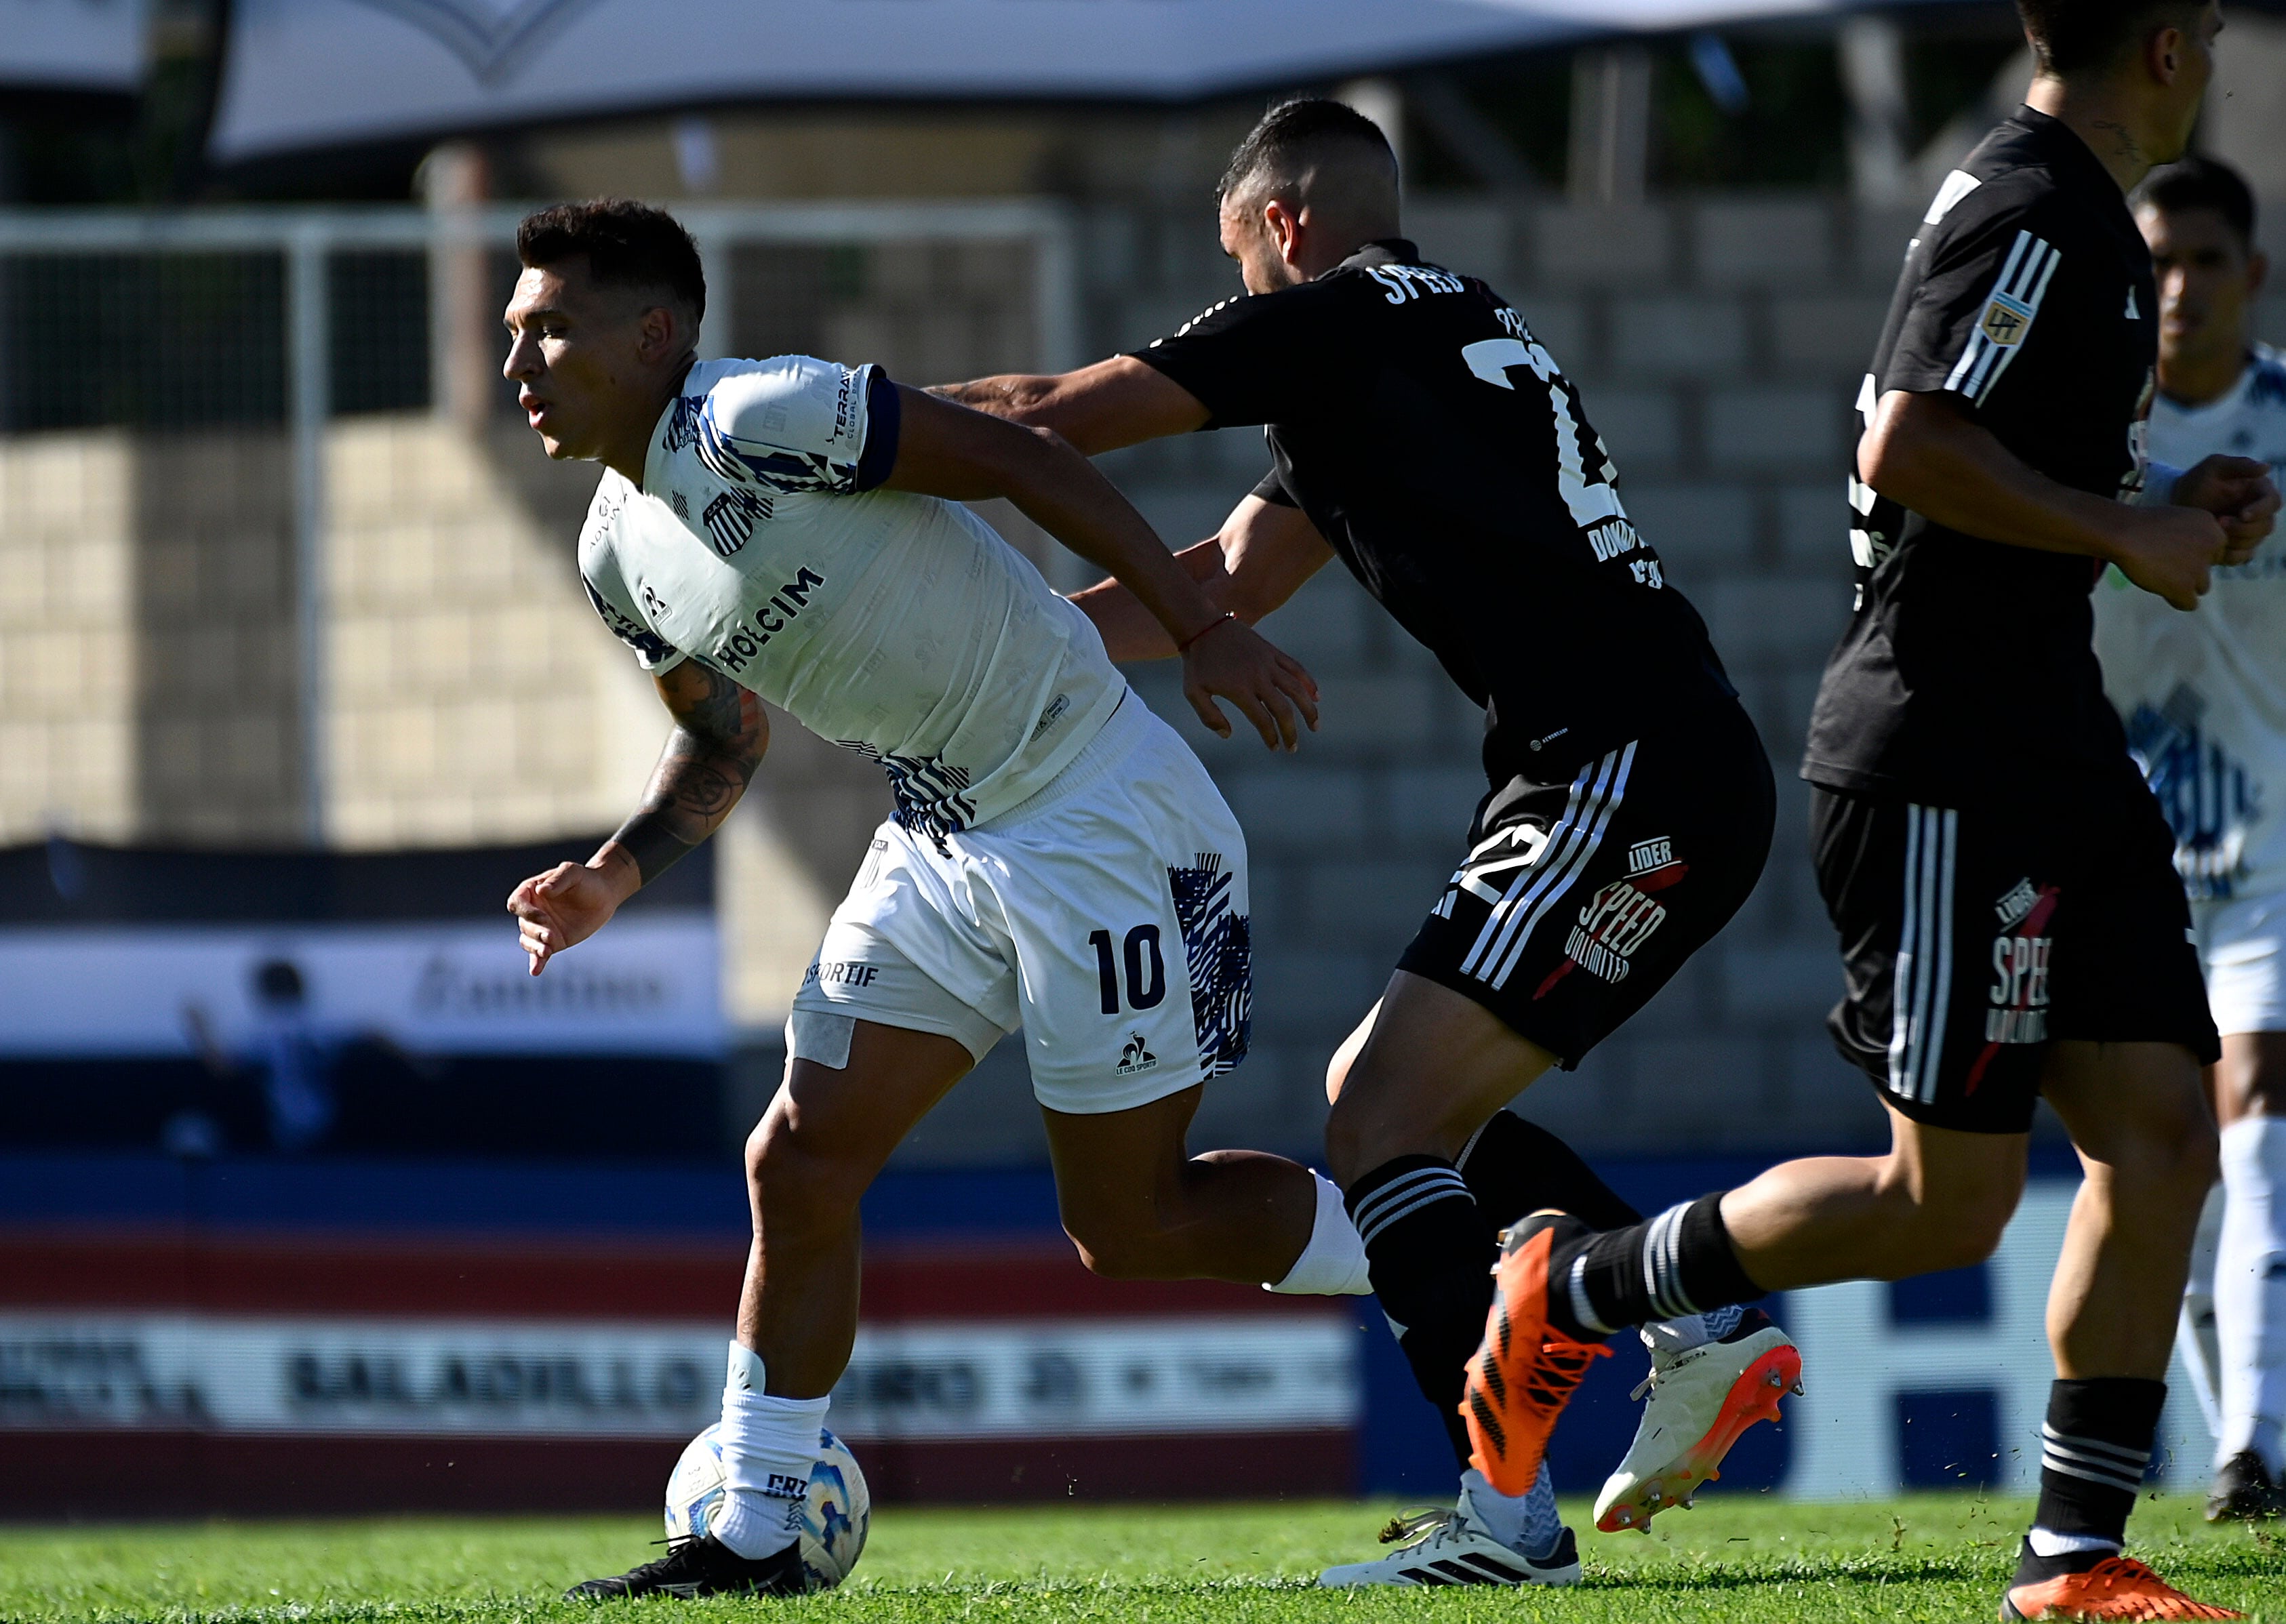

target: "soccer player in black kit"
[940,99,1800,1585]
[1384,3,2270,1618]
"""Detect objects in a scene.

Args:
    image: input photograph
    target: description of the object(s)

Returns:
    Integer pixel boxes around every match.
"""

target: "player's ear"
[2146,20,2185,81]
[2249,249,2270,297]
[637,302,681,365]
[1262,198,1302,264]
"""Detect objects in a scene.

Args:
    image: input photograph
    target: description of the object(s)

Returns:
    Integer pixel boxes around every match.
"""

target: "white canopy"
[0,0,151,94]
[208,0,1933,163]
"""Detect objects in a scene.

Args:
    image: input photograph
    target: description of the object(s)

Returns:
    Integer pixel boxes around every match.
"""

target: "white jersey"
[579,356,1127,840]
[2094,344,2286,900]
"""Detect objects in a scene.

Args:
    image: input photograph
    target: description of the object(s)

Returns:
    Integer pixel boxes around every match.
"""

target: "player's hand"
[1179,617,1320,752]
[2175,453,2280,563]
[2110,503,2228,611]
[506,859,635,976]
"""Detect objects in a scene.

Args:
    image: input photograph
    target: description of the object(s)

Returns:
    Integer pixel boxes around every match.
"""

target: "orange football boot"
[2000,1556,2243,1621]
[1460,1213,1608,1497]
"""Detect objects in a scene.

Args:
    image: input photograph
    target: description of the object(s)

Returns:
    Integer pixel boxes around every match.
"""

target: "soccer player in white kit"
[489,201,1371,1598]
[2093,155,2286,1522]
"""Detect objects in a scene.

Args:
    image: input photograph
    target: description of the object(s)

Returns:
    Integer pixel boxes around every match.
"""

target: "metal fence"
[0,201,1081,843]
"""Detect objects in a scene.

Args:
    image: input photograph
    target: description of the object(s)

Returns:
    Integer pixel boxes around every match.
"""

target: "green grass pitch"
[0,1495,2275,1623]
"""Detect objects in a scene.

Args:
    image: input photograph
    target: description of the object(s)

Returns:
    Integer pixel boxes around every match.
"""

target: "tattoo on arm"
[609,664,768,887]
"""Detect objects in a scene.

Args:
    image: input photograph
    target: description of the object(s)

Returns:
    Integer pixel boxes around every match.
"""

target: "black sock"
[1457,1110,1643,1232]
[1543,1192,1765,1339]
[2010,1379,2165,1588]
[1346,1154,1496,1468]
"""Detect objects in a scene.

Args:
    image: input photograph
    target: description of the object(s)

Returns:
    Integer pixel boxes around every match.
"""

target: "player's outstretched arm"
[929,357,1208,456]
[506,662,767,975]
[1071,495,1336,663]
[1860,388,2233,609]
[883,385,1319,750]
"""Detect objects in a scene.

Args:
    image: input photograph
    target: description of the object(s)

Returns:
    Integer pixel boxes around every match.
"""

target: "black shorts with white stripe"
[1397,698,1773,1068]
[1811,775,2219,1135]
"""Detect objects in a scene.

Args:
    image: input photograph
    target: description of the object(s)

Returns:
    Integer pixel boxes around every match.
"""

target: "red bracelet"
[1177,612,1236,653]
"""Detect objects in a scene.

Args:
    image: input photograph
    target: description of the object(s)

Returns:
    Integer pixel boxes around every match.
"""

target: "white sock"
[2180,1181,2224,1451]
[708,1343,828,1560]
[2027,1527,2121,1559]
[1265,1171,1372,1295]
[1641,1304,1746,1358]
[2217,1116,2286,1476]
[1460,1467,1562,1560]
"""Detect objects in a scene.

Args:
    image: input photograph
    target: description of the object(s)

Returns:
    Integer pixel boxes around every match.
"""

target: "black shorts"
[1399,699,1775,1067]
[1811,777,2220,1134]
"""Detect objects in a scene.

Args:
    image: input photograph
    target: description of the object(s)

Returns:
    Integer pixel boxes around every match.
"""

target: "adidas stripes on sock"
[1458,1112,1719,1351]
[1546,1192,1766,1339]
[1346,1154,1496,1467]
[2011,1378,2164,1588]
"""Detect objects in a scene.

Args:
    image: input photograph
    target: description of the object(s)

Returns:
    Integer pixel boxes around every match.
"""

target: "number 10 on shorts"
[1089,926,1166,1014]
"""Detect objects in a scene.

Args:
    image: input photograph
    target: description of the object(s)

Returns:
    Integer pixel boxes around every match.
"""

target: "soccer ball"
[664,1423,871,1589]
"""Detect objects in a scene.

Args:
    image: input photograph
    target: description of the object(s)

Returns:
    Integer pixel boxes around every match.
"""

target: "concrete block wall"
[131,434,302,845]
[0,430,303,845]
[323,417,653,849]
[0,433,138,842]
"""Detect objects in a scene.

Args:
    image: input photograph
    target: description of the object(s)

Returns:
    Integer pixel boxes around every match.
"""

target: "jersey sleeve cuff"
[854,367,902,491]
[2130,460,2182,508]
[1122,344,1222,431]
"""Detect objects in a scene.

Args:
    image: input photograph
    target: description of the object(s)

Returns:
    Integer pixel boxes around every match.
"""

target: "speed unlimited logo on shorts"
[1536,837,1688,996]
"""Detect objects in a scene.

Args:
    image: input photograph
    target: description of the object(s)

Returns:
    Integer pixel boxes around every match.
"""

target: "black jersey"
[1129,240,1733,781]
[1803,108,2159,802]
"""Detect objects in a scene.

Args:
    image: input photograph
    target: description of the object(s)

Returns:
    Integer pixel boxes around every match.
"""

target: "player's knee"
[2129,1102,2220,1198]
[1880,1182,2017,1274]
[746,1112,866,1230]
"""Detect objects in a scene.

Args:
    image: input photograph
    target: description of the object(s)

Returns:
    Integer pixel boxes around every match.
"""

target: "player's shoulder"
[675,354,878,493]
[1917,161,2076,252]
[1144,277,1344,351]
[696,354,862,443]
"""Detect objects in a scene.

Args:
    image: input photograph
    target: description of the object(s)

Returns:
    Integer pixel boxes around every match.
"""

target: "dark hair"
[254,958,304,1007]
[1217,96,1395,204]
[516,198,706,321]
[2014,0,2203,75]
[2138,153,2258,247]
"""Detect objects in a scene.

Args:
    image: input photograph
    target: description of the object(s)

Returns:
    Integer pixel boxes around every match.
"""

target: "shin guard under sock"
[1346,1154,1496,1467]
[711,1344,828,1559]
[1456,1110,1643,1232]
[1546,1192,1766,1339]
[2011,1377,2163,1587]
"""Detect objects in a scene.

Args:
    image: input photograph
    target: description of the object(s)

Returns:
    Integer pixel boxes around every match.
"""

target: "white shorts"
[2194,889,2286,1036]
[787,697,1252,1115]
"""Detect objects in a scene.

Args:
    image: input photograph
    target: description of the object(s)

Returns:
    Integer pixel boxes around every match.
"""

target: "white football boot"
[1593,1306,1803,1533]
[1317,1474,1580,1588]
